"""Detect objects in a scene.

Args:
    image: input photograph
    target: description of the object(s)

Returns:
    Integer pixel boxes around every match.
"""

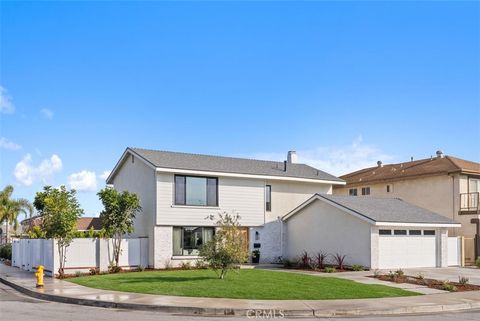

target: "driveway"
[402,267,480,285]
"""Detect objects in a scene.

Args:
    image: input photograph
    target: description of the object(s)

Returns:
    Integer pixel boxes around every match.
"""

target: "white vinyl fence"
[12,237,148,277]
[448,236,461,266]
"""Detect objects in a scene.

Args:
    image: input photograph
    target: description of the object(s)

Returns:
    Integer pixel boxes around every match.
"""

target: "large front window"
[172,227,215,256]
[175,175,218,206]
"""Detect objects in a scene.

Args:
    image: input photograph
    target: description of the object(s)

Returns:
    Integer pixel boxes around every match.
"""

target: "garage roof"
[283,194,460,226]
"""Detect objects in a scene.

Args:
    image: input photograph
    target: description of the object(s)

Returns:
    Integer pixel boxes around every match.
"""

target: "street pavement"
[1,282,480,321]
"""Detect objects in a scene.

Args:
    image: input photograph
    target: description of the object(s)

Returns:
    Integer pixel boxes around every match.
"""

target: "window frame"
[174,175,218,207]
[349,188,358,196]
[172,226,215,256]
[423,230,436,236]
[361,187,371,195]
[393,229,407,235]
[409,230,422,236]
[379,229,392,235]
[265,185,272,212]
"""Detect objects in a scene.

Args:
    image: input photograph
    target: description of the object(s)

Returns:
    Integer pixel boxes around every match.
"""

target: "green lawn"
[68,269,420,300]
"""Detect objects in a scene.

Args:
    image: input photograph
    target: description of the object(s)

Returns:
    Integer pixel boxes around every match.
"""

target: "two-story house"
[106,148,345,268]
[107,148,459,269]
[333,151,480,264]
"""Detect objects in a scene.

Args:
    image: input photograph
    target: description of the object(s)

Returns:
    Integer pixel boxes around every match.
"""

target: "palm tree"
[0,185,33,243]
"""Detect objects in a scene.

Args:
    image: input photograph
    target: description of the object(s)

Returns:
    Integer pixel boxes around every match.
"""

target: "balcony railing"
[460,192,480,212]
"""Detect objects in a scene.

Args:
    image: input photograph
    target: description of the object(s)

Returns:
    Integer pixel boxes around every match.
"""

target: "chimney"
[436,150,444,158]
[287,151,298,164]
[377,160,383,168]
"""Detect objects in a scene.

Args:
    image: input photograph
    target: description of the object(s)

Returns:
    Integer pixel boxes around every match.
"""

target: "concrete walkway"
[1,264,480,317]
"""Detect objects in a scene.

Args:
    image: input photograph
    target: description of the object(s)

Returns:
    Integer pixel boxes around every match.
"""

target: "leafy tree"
[199,212,249,279]
[34,186,83,277]
[97,187,141,269]
[0,185,33,242]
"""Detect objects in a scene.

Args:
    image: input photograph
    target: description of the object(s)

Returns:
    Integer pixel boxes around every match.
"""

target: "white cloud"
[14,154,63,186]
[68,170,97,192]
[246,136,394,177]
[99,170,111,180]
[40,108,54,120]
[0,86,15,114]
[0,137,21,150]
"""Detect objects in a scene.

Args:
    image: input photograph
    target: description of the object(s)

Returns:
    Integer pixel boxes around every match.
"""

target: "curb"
[2,276,480,317]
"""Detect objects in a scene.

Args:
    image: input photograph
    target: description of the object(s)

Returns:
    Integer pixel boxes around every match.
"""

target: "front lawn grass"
[69,269,419,300]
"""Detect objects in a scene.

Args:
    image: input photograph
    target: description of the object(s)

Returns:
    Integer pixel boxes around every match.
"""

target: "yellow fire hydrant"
[35,265,44,288]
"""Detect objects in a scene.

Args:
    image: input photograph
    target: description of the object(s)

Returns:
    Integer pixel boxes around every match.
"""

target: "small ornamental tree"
[34,186,83,277]
[97,187,141,269]
[199,212,249,279]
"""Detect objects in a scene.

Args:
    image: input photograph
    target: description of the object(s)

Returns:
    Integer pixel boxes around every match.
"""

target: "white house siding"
[155,173,265,226]
[284,200,372,268]
[253,181,333,263]
[111,155,157,267]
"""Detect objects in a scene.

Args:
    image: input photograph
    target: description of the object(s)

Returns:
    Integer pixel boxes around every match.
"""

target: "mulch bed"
[371,274,480,292]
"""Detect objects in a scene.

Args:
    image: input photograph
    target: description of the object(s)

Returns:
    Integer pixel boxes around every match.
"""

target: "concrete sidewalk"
[1,264,480,317]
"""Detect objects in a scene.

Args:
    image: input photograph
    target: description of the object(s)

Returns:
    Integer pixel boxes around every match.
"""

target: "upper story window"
[469,178,480,193]
[361,187,371,195]
[349,188,358,196]
[174,175,218,206]
[266,185,272,211]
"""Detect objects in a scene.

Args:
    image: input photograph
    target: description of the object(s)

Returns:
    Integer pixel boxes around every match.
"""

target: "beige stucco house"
[333,151,480,264]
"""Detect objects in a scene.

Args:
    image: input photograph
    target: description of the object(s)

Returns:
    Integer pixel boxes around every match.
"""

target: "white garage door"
[378,229,437,269]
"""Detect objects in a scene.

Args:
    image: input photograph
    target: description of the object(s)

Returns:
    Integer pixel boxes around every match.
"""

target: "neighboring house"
[333,151,480,264]
[107,147,460,269]
[21,216,103,233]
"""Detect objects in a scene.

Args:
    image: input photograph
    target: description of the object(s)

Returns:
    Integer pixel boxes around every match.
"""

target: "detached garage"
[282,194,460,269]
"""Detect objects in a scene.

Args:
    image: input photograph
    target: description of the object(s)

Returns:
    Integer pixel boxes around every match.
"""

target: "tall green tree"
[34,186,83,277]
[199,212,249,279]
[0,185,33,242]
[97,187,141,269]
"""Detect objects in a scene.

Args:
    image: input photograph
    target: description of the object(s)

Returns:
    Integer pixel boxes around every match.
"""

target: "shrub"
[300,251,311,269]
[0,244,12,260]
[194,260,207,269]
[476,257,480,268]
[138,265,146,272]
[315,252,328,270]
[324,267,336,273]
[199,212,249,279]
[441,281,457,292]
[333,253,347,270]
[351,264,364,271]
[27,226,46,239]
[75,271,82,277]
[395,269,404,277]
[108,263,122,273]
[373,269,381,277]
[180,262,192,270]
[458,276,469,285]
[89,267,99,275]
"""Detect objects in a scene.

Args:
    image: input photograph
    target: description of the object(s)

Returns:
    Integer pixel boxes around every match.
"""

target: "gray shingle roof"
[129,147,344,183]
[285,194,459,225]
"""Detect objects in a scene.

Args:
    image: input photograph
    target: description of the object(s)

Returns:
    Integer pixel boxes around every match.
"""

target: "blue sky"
[1,1,479,217]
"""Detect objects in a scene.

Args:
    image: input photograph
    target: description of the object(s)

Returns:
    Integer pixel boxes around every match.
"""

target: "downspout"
[279,216,284,259]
